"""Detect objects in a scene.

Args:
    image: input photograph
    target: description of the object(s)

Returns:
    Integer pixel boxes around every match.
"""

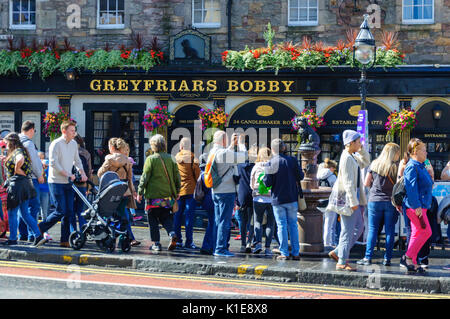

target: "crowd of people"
[0,120,449,272]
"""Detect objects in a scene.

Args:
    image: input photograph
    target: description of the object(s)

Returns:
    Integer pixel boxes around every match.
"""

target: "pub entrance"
[227,98,299,157]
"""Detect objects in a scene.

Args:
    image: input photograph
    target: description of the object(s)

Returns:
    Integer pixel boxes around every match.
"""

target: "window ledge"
[192,23,221,29]
[288,22,319,27]
[97,24,125,30]
[10,25,36,30]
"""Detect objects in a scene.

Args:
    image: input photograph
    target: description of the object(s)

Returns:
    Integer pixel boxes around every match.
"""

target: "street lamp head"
[65,68,77,81]
[354,14,376,66]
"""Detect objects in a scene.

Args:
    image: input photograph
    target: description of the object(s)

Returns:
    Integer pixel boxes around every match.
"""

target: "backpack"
[257,172,271,195]
[319,177,331,187]
[391,176,406,207]
[193,173,206,203]
[204,151,231,189]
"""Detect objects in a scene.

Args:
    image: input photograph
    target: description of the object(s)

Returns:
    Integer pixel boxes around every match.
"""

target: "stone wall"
[0,0,448,64]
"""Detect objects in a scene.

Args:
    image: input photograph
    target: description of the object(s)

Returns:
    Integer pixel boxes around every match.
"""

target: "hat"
[342,130,361,146]
[0,130,10,139]
[0,140,6,148]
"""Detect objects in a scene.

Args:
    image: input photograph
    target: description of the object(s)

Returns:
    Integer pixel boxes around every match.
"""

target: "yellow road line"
[0,260,448,299]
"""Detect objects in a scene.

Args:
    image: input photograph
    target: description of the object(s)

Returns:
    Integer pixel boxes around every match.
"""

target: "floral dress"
[4,148,33,179]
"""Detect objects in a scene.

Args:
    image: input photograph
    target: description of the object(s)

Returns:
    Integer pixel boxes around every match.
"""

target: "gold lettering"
[254,81,266,92]
[143,80,154,91]
[281,81,295,93]
[156,80,168,92]
[103,80,115,92]
[170,80,177,91]
[90,79,101,91]
[130,80,142,91]
[177,80,190,92]
[268,81,279,92]
[117,80,128,91]
[192,80,205,92]
[206,80,217,92]
[227,80,239,92]
[240,80,253,92]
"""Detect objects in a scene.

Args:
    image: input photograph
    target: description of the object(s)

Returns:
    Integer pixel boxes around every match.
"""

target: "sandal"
[336,263,356,271]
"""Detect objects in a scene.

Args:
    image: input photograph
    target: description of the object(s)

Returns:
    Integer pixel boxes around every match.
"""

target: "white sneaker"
[44,233,53,241]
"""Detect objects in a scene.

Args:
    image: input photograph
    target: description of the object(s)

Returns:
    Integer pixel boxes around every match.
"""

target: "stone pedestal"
[297,146,332,253]
[298,188,332,253]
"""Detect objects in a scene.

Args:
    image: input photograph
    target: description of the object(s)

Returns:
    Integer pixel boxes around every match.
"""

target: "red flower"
[221,50,228,62]
[252,50,260,59]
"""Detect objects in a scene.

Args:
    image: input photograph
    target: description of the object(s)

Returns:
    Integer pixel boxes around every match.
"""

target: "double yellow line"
[0,260,448,299]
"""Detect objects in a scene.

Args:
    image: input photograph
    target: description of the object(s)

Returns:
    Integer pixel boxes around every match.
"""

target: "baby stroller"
[69,171,132,253]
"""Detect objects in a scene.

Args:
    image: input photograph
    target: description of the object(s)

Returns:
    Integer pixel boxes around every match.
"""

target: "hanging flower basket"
[198,107,229,145]
[42,106,77,141]
[142,105,174,134]
[385,108,417,139]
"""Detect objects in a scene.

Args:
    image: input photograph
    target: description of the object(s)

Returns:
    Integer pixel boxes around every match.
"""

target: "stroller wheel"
[69,231,86,250]
[119,235,131,253]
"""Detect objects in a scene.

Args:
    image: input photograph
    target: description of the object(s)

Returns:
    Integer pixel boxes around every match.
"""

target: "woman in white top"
[250,147,275,255]
[317,158,338,249]
[328,130,370,271]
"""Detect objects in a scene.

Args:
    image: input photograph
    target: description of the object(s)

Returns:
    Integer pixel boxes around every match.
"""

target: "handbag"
[325,182,353,216]
[298,194,307,211]
[158,155,179,214]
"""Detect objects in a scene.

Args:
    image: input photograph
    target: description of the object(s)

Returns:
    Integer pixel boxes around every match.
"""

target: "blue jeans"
[212,192,236,255]
[39,191,49,221]
[253,201,275,248]
[19,178,40,240]
[201,192,216,253]
[174,194,197,247]
[272,201,299,257]
[70,186,87,233]
[8,200,41,241]
[39,183,75,243]
[365,201,398,261]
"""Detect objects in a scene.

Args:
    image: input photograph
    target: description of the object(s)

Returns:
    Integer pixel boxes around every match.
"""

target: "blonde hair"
[370,142,401,179]
[108,138,129,153]
[150,134,166,153]
[256,147,271,163]
[323,158,337,169]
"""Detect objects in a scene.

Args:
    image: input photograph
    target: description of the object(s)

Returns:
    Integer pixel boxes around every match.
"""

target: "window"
[403,0,434,24]
[84,104,146,173]
[97,0,124,29]
[192,0,220,28]
[10,0,36,30]
[288,0,318,26]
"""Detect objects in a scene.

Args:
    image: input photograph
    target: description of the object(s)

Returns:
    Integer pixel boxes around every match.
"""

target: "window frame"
[402,0,434,25]
[83,103,146,174]
[97,0,125,30]
[287,0,319,27]
[9,0,36,30]
[192,0,221,29]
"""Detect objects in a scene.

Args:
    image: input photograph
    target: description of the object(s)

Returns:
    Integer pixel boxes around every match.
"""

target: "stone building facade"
[0,0,448,64]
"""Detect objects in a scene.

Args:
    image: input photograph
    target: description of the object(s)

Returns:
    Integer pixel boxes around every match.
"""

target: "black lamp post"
[351,14,377,111]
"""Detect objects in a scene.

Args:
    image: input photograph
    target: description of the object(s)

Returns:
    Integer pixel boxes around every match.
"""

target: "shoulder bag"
[158,155,179,214]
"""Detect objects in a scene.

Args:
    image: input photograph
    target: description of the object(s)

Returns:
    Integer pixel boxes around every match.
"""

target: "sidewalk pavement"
[1,222,450,295]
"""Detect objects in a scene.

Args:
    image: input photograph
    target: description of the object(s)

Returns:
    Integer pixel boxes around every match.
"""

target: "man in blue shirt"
[263,139,304,260]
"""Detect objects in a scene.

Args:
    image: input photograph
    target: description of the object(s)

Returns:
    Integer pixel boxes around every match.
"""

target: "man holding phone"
[209,131,247,257]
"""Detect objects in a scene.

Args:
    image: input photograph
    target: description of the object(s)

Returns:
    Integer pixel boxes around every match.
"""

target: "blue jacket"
[236,161,255,208]
[404,159,434,210]
[263,154,304,206]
